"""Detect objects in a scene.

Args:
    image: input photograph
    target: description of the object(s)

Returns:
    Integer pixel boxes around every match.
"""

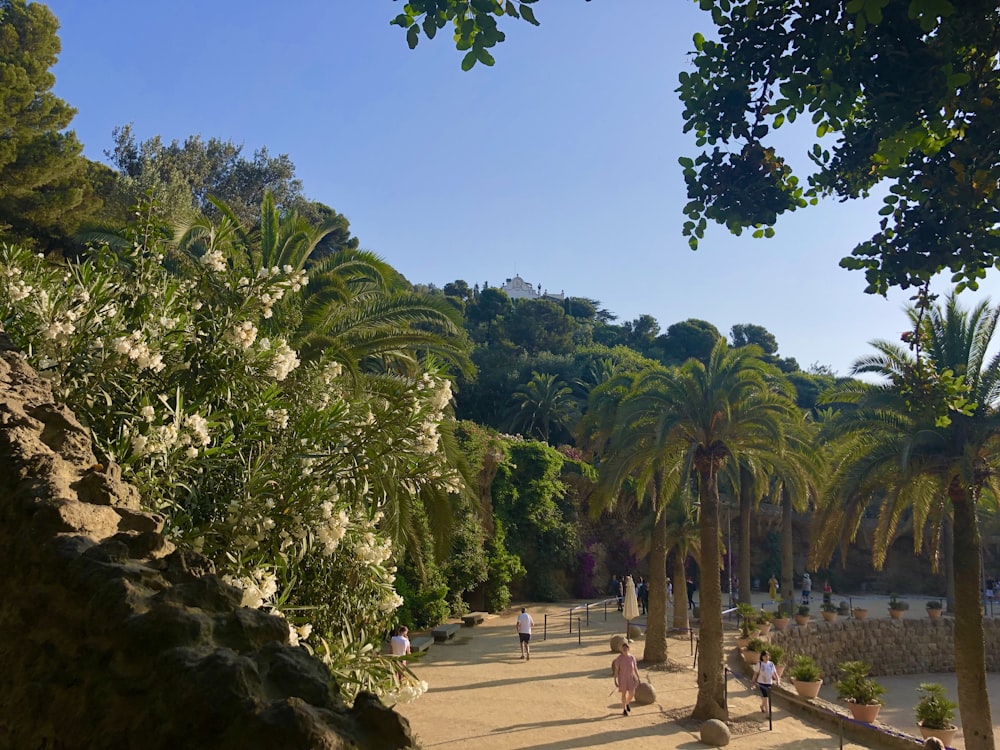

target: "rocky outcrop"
[0,333,415,749]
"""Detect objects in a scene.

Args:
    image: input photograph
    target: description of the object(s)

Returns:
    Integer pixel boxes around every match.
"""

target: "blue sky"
[44,1,999,375]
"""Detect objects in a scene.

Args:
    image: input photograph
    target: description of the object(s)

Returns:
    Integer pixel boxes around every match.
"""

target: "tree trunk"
[691,466,727,721]
[672,551,689,630]
[643,501,669,663]
[951,488,995,750]
[944,513,956,613]
[780,485,795,617]
[738,464,753,605]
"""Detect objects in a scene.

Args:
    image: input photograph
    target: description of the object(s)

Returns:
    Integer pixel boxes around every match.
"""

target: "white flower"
[266,340,300,381]
[141,406,155,422]
[199,249,226,273]
[227,320,258,349]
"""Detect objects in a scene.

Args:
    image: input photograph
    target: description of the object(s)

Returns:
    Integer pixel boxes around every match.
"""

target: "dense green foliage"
[0,0,97,247]
[679,0,1000,296]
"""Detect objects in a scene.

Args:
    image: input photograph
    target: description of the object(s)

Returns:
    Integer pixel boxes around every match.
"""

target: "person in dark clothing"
[636,577,648,615]
[686,577,697,610]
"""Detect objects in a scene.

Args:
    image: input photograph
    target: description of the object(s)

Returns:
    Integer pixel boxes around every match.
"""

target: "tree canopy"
[677,0,1000,296]
[0,0,96,246]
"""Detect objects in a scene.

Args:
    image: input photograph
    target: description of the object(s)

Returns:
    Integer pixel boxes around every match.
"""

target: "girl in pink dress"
[612,641,641,716]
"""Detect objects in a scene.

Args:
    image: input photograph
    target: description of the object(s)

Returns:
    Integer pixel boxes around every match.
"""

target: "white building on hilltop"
[500,275,565,302]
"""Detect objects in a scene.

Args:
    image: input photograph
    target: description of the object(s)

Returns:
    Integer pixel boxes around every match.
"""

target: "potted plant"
[767,643,785,678]
[915,681,958,746]
[888,594,909,619]
[756,608,774,635]
[788,654,823,699]
[772,607,790,632]
[735,603,757,648]
[820,601,838,622]
[835,660,885,723]
[926,600,944,620]
[794,604,811,626]
[852,605,869,620]
[744,636,768,664]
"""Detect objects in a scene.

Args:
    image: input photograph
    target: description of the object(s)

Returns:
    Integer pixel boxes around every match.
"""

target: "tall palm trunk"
[780,486,795,617]
[643,496,669,663]
[951,485,995,750]
[944,514,956,612]
[691,461,727,721]
[738,465,753,605]
[672,551,689,630]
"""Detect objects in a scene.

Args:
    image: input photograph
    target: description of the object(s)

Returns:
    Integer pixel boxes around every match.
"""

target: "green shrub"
[915,682,957,729]
[789,655,821,682]
[835,661,886,705]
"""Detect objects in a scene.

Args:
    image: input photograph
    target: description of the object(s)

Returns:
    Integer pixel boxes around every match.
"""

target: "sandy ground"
[395,598,883,750]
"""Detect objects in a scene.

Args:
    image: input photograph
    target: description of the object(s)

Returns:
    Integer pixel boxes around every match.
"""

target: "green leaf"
[678,156,695,168]
[476,47,496,66]
[693,32,705,50]
[520,4,539,25]
[423,15,438,39]
[406,24,420,49]
[461,49,478,71]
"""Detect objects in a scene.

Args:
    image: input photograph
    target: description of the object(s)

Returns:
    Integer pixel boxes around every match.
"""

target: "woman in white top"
[753,650,779,714]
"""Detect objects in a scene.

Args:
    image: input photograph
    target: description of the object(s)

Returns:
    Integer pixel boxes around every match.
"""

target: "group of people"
[767,572,832,606]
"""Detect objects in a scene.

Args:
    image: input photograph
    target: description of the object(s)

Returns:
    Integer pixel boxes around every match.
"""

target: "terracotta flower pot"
[794,614,810,626]
[889,608,906,619]
[757,622,772,636]
[853,608,868,620]
[771,617,789,632]
[821,610,838,622]
[919,724,958,746]
[849,702,881,724]
[927,608,943,620]
[743,649,761,665]
[792,678,823,699]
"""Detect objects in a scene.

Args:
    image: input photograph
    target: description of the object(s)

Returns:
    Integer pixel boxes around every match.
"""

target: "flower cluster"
[112,331,166,372]
[264,339,300,381]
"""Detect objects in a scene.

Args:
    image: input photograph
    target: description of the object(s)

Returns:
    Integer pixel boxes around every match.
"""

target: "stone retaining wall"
[771,616,1000,679]
[0,333,414,749]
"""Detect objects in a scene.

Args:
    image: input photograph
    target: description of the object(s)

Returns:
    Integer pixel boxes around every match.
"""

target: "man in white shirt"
[516,607,534,660]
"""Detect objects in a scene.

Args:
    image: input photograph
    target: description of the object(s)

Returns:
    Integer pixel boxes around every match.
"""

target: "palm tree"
[613,340,798,720]
[587,369,677,664]
[506,371,576,442]
[816,294,1000,749]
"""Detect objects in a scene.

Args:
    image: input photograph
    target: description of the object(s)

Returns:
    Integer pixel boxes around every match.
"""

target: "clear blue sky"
[43,1,1000,375]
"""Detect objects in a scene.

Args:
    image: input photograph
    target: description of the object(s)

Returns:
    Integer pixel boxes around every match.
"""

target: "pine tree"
[0,0,94,246]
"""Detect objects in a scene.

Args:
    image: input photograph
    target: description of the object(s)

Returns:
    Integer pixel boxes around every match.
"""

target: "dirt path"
[396,601,873,749]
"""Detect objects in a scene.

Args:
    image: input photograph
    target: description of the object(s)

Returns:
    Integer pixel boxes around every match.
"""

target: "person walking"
[612,641,641,716]
[801,572,812,606]
[753,650,779,714]
[516,607,534,660]
[768,574,778,603]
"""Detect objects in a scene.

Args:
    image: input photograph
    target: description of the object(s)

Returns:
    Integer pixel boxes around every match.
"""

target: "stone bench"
[462,611,487,627]
[410,636,433,653]
[432,623,461,642]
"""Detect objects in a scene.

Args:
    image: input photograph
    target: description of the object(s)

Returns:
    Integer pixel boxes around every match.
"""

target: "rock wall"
[772,616,1000,679]
[0,333,415,750]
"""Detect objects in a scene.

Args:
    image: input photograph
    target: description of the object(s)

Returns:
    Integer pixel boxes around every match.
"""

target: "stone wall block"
[258,642,338,709]
[214,607,292,653]
[157,574,244,612]
[123,602,214,653]
[72,461,141,510]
